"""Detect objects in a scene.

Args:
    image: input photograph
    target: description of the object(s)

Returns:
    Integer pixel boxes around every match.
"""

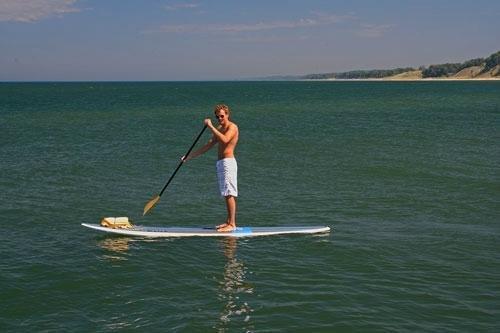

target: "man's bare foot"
[217,224,235,232]
[216,223,228,229]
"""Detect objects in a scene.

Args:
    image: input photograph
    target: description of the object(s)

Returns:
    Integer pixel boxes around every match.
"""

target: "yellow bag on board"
[100,217,133,229]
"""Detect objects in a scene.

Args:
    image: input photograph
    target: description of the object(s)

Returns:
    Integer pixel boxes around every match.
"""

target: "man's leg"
[218,195,236,232]
[226,195,236,226]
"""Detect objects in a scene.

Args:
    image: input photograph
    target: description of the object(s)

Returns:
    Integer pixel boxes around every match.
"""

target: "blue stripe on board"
[233,227,252,233]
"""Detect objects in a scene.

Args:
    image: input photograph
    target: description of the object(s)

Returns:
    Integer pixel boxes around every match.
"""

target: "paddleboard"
[81,223,330,238]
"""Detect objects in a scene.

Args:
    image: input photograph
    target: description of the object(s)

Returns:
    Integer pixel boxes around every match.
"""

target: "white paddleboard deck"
[81,223,330,238]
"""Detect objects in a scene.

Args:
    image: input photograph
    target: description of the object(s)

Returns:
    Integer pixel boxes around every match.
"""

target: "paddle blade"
[143,195,160,216]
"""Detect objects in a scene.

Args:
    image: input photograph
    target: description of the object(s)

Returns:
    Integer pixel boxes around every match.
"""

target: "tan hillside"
[385,70,422,80]
[476,64,500,78]
[453,66,483,78]
[493,65,500,76]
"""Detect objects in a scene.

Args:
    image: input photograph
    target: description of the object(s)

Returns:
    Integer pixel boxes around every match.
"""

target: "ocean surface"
[1,81,499,332]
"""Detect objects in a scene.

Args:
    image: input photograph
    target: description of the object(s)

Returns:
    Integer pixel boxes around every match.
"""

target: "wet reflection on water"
[216,237,254,331]
[98,237,131,261]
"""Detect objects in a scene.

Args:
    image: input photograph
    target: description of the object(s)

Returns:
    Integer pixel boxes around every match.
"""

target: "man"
[182,104,239,232]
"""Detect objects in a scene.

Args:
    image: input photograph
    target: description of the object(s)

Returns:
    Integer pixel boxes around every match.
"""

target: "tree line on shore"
[298,50,500,80]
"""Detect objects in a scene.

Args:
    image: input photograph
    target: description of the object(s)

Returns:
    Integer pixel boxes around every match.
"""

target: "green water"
[1,81,499,332]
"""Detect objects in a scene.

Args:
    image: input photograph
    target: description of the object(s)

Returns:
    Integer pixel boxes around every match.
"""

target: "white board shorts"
[216,157,238,197]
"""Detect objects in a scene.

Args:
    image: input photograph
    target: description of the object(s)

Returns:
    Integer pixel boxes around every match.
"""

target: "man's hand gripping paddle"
[143,125,207,215]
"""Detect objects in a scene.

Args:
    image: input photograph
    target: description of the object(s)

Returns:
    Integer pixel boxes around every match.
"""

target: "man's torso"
[217,122,239,160]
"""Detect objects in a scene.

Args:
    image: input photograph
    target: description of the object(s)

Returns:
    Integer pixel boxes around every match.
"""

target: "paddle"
[143,125,208,215]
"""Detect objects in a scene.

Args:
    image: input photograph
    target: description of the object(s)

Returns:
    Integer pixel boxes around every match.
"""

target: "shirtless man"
[182,104,239,232]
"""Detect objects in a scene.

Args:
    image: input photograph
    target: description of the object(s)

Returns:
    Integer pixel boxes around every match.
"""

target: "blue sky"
[1,0,499,81]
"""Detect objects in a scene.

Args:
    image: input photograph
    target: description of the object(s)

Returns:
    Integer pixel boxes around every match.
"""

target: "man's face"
[215,110,227,125]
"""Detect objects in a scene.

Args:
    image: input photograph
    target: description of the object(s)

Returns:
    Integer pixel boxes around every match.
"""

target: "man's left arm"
[205,120,236,144]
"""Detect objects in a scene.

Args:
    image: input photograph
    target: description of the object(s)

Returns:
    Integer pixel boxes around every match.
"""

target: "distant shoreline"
[268,50,500,81]
[1,78,500,83]
[301,77,500,82]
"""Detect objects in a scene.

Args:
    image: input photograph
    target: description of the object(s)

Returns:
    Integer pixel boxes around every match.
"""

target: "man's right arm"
[182,136,216,161]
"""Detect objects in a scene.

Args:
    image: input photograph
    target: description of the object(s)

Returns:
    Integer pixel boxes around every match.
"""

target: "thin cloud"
[357,24,394,38]
[0,0,81,23]
[152,13,354,34]
[164,3,199,11]
[228,34,310,44]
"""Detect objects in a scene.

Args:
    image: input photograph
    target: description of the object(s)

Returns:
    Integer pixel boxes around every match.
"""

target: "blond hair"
[214,104,230,117]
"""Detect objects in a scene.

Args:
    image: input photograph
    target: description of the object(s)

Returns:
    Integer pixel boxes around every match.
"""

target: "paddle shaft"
[158,125,207,197]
